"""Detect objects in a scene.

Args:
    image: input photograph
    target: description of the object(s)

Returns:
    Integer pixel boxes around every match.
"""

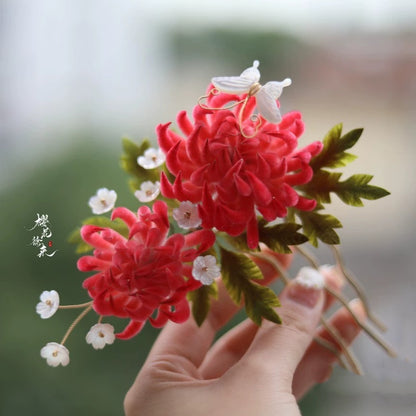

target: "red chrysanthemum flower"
[157,86,323,249]
[77,201,215,339]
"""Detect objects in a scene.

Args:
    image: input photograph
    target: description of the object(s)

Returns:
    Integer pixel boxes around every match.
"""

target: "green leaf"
[187,282,218,327]
[334,174,390,206]
[310,124,362,170]
[120,137,160,192]
[258,220,308,253]
[220,248,281,325]
[300,170,342,204]
[217,232,252,253]
[297,211,342,247]
[68,216,129,254]
[244,284,282,325]
[301,170,390,207]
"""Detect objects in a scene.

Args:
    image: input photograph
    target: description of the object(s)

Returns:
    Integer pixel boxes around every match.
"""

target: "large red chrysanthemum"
[77,201,215,339]
[158,86,322,249]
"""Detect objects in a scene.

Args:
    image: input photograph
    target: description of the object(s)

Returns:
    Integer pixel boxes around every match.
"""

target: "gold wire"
[197,87,262,139]
[197,88,245,111]
[238,104,263,138]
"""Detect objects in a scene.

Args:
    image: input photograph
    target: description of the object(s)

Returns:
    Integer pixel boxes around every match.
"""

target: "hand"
[124,251,365,416]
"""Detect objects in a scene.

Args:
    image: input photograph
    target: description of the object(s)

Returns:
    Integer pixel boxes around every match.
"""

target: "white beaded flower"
[86,323,116,350]
[137,148,165,169]
[36,290,60,319]
[88,188,117,215]
[40,342,70,367]
[173,201,201,229]
[192,255,220,285]
[134,181,160,203]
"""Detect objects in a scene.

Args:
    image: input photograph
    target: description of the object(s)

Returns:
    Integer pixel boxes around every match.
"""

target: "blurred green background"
[1,1,416,415]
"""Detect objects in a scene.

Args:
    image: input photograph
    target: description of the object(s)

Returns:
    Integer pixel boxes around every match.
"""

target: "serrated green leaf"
[220,248,264,304]
[335,174,390,206]
[297,211,342,246]
[244,284,281,325]
[220,248,281,325]
[301,170,390,207]
[300,170,342,204]
[187,282,218,327]
[217,232,252,253]
[258,220,308,253]
[120,137,160,192]
[68,216,129,254]
[311,124,362,170]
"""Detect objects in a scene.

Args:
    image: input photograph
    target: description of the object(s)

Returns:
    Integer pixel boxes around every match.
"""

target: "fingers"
[292,298,366,399]
[235,268,325,391]
[147,251,292,369]
[199,264,344,379]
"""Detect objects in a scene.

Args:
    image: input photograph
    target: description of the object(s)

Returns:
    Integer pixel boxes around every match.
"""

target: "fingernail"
[287,267,324,308]
[319,264,345,287]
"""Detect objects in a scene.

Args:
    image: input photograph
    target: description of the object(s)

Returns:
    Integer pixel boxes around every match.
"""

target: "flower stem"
[313,335,349,370]
[294,245,396,356]
[59,301,93,310]
[60,304,93,346]
[320,317,363,375]
[331,245,387,332]
[249,250,361,372]
[324,285,397,357]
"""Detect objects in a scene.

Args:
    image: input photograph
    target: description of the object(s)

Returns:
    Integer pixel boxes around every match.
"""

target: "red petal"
[246,171,273,206]
[176,110,193,136]
[116,320,145,340]
[160,172,176,199]
[112,207,137,229]
[247,216,259,250]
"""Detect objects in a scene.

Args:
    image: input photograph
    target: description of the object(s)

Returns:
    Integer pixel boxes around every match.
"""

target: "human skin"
[124,251,365,416]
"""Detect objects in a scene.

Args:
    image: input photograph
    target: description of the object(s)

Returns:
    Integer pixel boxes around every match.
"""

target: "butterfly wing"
[211,76,255,94]
[256,86,282,124]
[256,79,292,123]
[211,60,261,94]
[263,79,292,99]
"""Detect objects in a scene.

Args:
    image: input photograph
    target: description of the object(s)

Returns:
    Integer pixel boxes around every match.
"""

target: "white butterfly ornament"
[211,60,291,124]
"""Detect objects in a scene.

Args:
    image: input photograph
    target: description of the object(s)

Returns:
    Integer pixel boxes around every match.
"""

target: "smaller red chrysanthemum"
[77,201,215,339]
[157,85,323,249]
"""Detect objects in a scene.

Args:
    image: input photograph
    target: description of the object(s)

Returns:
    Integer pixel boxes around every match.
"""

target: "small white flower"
[134,181,160,203]
[88,188,117,214]
[137,148,165,169]
[173,201,201,229]
[86,323,116,350]
[192,255,220,285]
[36,290,60,319]
[40,342,70,367]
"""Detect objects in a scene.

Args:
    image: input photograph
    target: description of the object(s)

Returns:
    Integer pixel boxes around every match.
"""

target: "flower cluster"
[77,201,215,339]
[36,60,391,369]
[158,91,321,249]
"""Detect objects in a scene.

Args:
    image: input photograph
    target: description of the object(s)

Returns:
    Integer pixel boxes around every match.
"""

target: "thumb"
[239,267,325,389]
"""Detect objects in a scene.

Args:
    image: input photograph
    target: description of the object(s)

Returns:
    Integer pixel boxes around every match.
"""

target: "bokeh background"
[1,1,415,415]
